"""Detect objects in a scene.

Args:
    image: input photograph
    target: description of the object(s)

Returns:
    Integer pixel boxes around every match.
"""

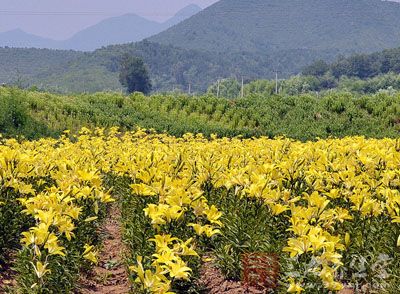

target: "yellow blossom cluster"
[2,128,400,293]
[0,129,113,289]
[108,131,400,292]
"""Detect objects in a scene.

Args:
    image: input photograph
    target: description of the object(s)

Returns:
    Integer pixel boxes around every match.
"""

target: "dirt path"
[78,205,130,294]
[198,258,265,294]
[0,256,17,293]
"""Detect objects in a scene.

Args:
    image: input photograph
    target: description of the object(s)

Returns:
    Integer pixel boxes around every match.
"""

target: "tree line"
[303,47,400,79]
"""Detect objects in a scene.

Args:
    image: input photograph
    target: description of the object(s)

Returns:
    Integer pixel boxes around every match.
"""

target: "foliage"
[247,73,400,95]
[302,60,329,77]
[336,73,400,94]
[207,78,241,99]
[206,189,285,281]
[0,41,338,93]
[0,88,54,138]
[119,54,152,94]
[304,47,400,81]
[1,88,400,141]
[0,88,28,131]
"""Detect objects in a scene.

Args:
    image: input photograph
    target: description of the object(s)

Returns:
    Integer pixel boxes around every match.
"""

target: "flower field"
[1,128,400,293]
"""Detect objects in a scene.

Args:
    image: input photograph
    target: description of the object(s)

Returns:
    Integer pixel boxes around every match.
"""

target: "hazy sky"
[0,0,219,39]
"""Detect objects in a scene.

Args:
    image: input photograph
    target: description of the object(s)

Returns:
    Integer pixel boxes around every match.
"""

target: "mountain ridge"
[149,0,400,54]
[0,29,59,49]
[3,0,400,93]
[0,4,202,51]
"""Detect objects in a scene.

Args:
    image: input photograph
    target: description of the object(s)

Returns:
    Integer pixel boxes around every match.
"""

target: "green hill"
[0,42,337,93]
[4,0,400,93]
[150,0,400,53]
[0,48,82,87]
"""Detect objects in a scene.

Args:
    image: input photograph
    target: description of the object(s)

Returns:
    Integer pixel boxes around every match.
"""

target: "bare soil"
[197,258,268,294]
[77,205,130,294]
[0,257,17,293]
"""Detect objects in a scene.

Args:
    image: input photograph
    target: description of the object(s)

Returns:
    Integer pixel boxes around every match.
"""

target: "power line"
[0,11,121,16]
[0,10,188,16]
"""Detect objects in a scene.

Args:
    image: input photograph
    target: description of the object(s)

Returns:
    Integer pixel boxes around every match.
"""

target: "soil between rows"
[78,204,130,294]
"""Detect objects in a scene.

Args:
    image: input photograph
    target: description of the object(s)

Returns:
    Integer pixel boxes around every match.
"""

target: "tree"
[302,60,329,77]
[119,55,152,94]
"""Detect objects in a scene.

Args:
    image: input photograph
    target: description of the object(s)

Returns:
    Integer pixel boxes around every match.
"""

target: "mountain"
[0,29,59,49]
[6,0,400,93]
[150,0,400,54]
[61,4,202,51]
[0,4,202,51]
[61,14,162,51]
[163,4,203,28]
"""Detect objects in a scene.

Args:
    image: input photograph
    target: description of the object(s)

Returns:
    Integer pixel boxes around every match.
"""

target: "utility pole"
[188,83,191,95]
[241,77,244,98]
[275,71,278,95]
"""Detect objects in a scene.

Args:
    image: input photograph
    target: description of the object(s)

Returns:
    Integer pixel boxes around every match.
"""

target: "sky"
[0,0,219,40]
